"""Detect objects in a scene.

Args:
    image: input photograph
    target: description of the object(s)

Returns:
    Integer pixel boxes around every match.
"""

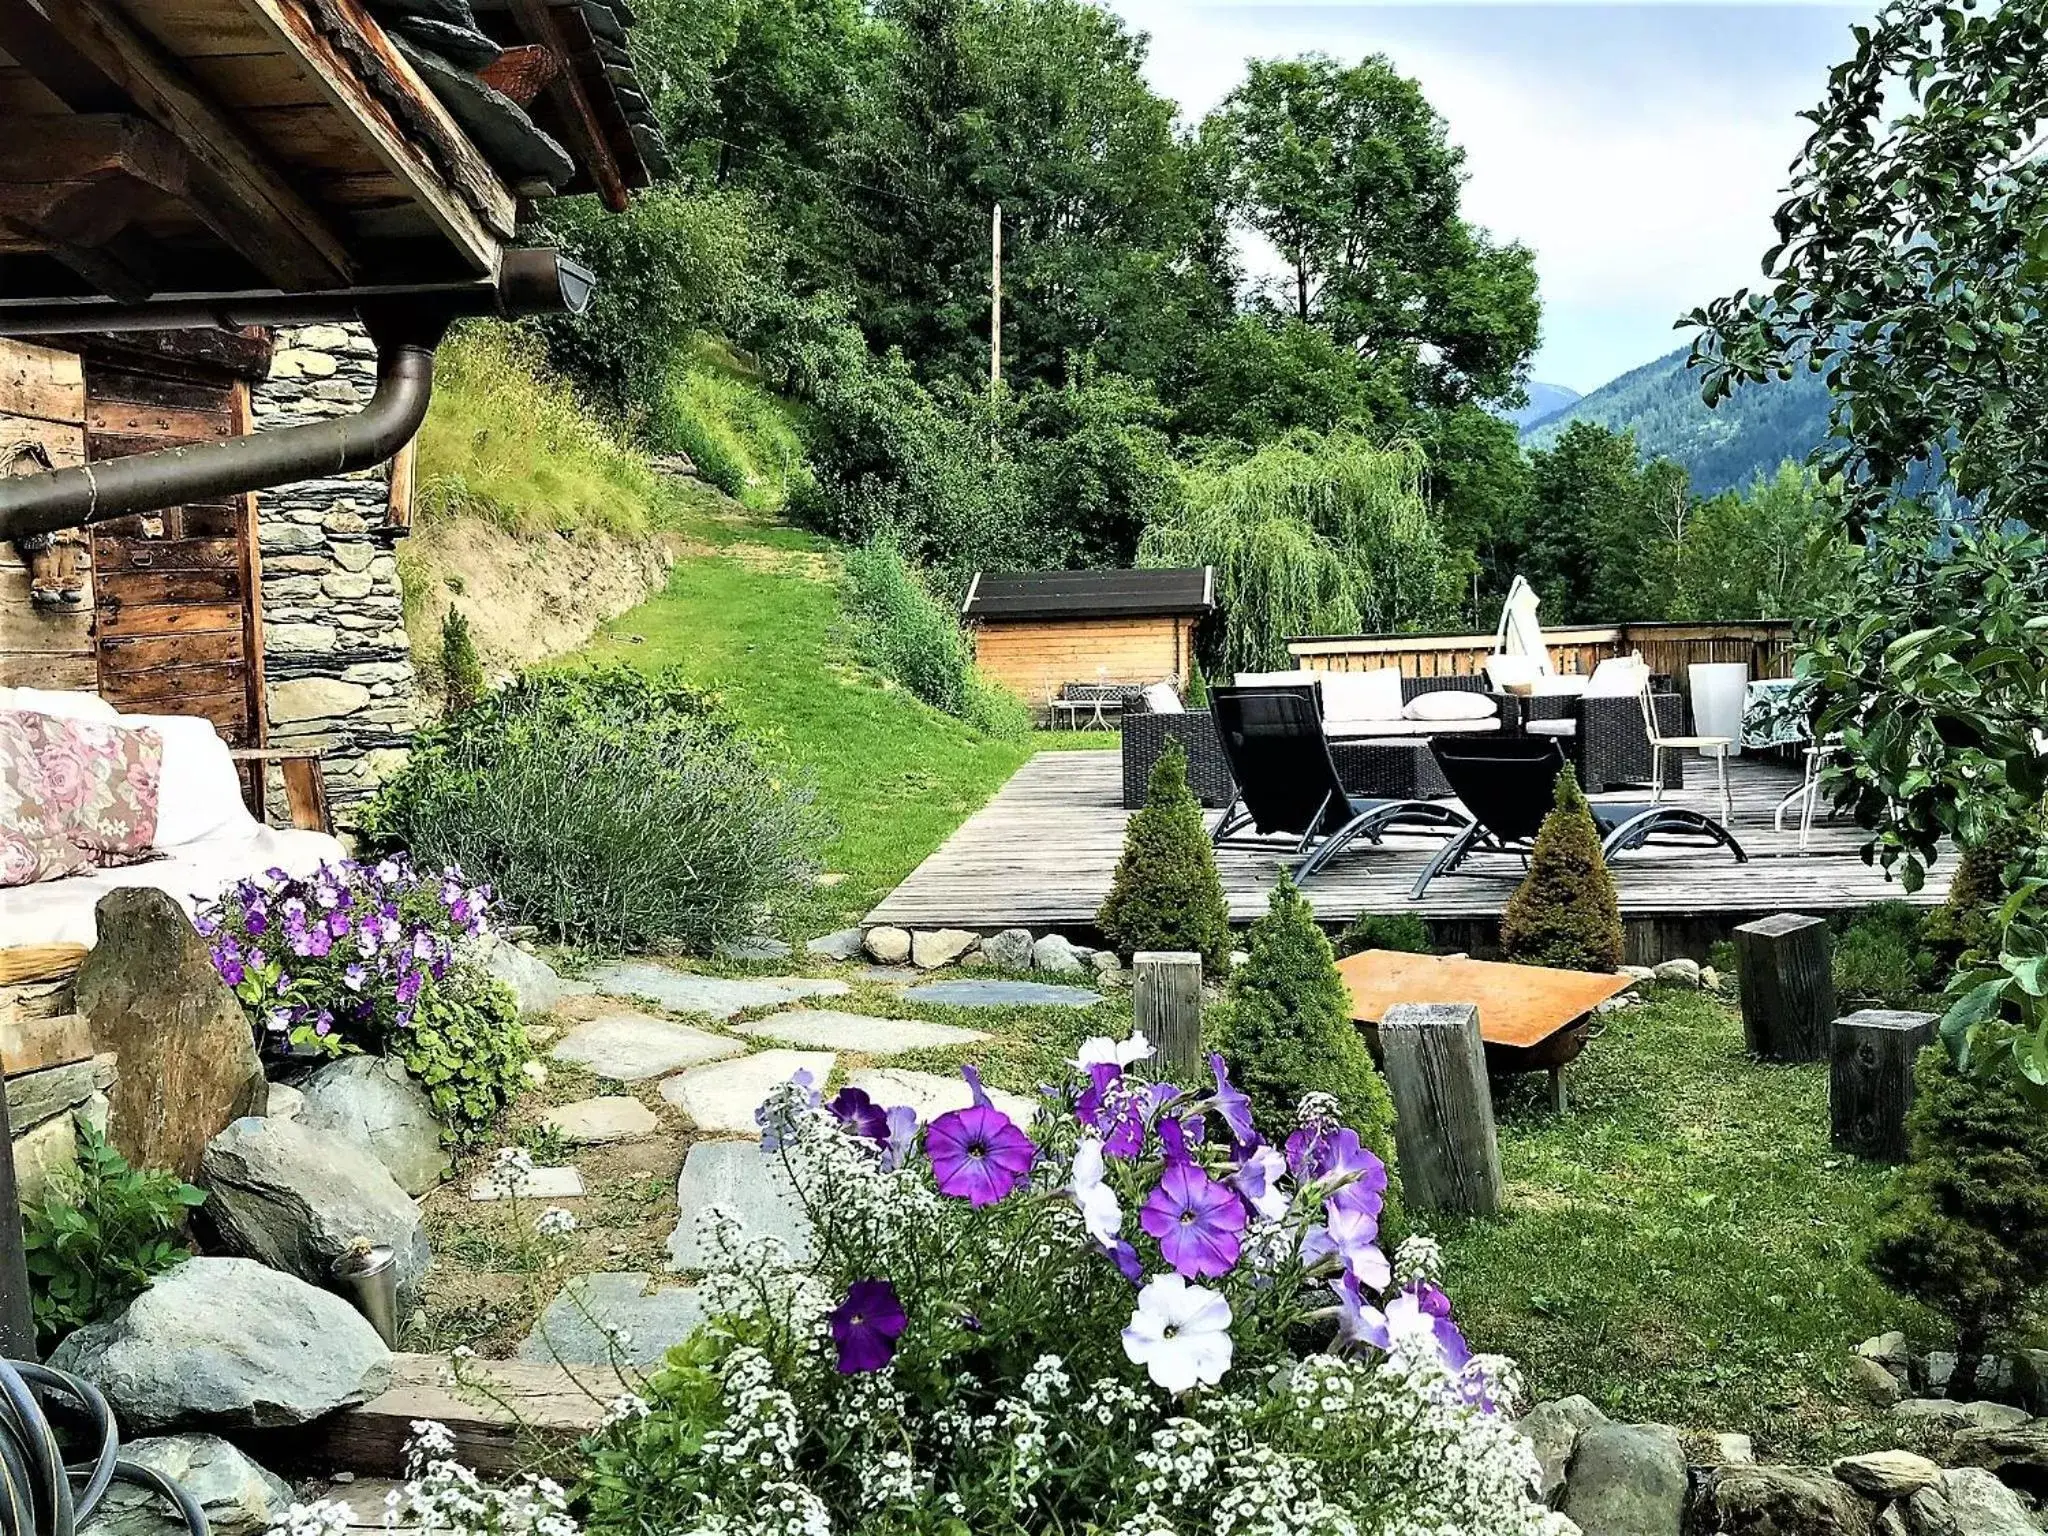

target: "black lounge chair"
[1210,686,1470,883]
[1410,736,1746,898]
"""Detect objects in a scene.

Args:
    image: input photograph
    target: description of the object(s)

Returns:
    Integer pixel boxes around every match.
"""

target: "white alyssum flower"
[534,1207,577,1239]
[1393,1232,1444,1288]
[269,1501,351,1536]
[1122,1273,1233,1394]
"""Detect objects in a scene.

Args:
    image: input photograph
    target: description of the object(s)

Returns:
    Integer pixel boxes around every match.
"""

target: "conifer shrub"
[1500,765,1623,973]
[1096,741,1231,971]
[1923,818,2044,973]
[439,605,486,718]
[1218,875,1398,1185]
[1185,660,1210,709]
[1337,912,1433,958]
[1834,901,1935,1008]
[1868,1035,2048,1396]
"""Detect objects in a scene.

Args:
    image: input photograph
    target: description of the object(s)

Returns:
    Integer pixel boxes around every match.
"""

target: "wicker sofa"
[1122,674,1509,809]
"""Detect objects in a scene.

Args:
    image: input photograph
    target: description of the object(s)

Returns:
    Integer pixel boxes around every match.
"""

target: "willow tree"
[1139,431,1460,673]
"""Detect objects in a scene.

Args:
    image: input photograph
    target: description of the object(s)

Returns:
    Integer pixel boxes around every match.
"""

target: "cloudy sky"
[1102,2,1869,394]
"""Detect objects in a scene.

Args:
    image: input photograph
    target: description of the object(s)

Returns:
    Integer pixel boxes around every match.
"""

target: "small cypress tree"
[440,605,486,719]
[1219,874,1398,1181]
[1097,741,1231,971]
[1868,1037,2048,1397]
[1500,764,1623,973]
[1185,660,1210,709]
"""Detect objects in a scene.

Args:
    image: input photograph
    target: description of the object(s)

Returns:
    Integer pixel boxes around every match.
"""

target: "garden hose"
[0,1358,207,1536]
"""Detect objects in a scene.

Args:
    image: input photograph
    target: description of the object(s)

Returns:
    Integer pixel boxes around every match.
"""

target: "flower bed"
[582,1037,1565,1534]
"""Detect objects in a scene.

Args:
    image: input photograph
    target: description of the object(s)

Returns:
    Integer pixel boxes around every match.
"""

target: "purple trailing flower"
[1229,1144,1291,1223]
[214,947,246,987]
[927,1074,1035,1208]
[1301,1200,1390,1290]
[1208,1053,1257,1148]
[1100,1238,1144,1284]
[830,1087,890,1147]
[828,1279,907,1374]
[1140,1161,1247,1278]
[1286,1125,1388,1222]
[879,1105,919,1171]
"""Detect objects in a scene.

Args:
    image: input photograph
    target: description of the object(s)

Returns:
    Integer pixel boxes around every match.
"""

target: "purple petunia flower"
[214,948,246,987]
[830,1087,890,1146]
[828,1279,907,1374]
[1229,1144,1291,1223]
[1100,1238,1144,1284]
[1208,1054,1257,1148]
[1140,1161,1247,1278]
[880,1106,919,1171]
[927,1099,1035,1207]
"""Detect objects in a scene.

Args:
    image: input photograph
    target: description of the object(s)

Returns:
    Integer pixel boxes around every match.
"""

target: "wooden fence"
[1287,622,1799,683]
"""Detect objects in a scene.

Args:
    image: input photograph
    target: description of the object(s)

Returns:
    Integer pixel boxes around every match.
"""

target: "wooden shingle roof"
[962,567,1215,622]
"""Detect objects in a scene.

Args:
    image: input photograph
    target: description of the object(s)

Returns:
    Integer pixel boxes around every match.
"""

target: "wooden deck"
[866,751,1948,954]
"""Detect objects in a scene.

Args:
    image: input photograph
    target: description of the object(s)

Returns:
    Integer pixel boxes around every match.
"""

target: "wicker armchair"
[1517,690,1685,791]
[1122,701,1233,808]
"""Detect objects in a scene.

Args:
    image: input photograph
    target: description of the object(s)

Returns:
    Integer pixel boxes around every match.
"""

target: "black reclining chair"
[1410,736,1746,898]
[1210,686,1470,883]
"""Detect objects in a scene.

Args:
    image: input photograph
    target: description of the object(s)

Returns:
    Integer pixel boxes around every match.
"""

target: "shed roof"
[962,567,1214,621]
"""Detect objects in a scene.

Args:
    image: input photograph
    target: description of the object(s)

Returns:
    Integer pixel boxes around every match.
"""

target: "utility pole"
[990,203,1003,398]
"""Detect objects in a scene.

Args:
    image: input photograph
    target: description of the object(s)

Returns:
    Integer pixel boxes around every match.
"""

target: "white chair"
[1639,674,1733,824]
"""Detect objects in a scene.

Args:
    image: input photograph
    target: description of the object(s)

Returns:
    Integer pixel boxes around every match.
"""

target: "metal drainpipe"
[0,250,593,541]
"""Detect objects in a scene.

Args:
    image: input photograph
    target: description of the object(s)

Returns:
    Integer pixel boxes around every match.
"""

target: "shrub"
[1096,741,1231,970]
[578,1052,1556,1535]
[651,355,810,513]
[24,1122,204,1347]
[1186,658,1210,708]
[439,605,485,718]
[1834,901,1935,1008]
[841,540,1028,738]
[1338,912,1433,958]
[1219,874,1399,1185]
[1500,766,1623,973]
[396,968,530,1146]
[1924,819,2043,972]
[1868,1035,2048,1396]
[360,667,830,952]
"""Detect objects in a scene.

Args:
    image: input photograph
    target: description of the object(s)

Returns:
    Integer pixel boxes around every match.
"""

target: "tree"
[1209,54,1539,408]
[1665,464,1845,622]
[1097,743,1231,971]
[1522,421,1684,624]
[1500,766,1623,974]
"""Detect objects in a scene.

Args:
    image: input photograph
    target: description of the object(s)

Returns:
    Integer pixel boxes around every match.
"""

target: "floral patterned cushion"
[10,711,163,867]
[0,714,90,887]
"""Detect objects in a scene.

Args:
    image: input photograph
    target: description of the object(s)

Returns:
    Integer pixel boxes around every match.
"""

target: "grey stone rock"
[1516,1395,1607,1506]
[297,1055,450,1195]
[979,928,1035,970]
[270,678,371,724]
[1716,1433,1757,1465]
[49,1258,388,1430]
[1927,1353,2019,1400]
[667,1141,814,1271]
[804,928,865,962]
[1852,1354,1908,1407]
[1930,1468,2043,1535]
[8,1056,115,1132]
[1698,1465,1874,1535]
[550,1013,743,1081]
[2015,1350,2048,1418]
[864,927,912,965]
[543,1097,658,1145]
[1032,934,1087,974]
[468,1165,583,1201]
[12,1115,82,1208]
[1859,1331,1913,1377]
[81,1435,294,1536]
[517,1273,705,1367]
[263,1083,304,1122]
[1880,1505,1910,1536]
[1835,1450,1943,1500]
[717,936,794,962]
[1091,949,1122,973]
[199,1116,431,1298]
[581,963,850,1020]
[658,1051,835,1136]
[1652,958,1702,987]
[1948,1422,2048,1499]
[1702,965,1725,991]
[476,937,595,1015]
[1895,1400,2032,1437]
[912,929,979,970]
[901,979,1101,1009]
[732,1010,986,1054]
[1559,1422,1686,1536]
[388,16,502,67]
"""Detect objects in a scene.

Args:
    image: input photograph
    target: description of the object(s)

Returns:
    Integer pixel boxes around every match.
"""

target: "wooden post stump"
[1831,1009,1937,1162]
[1380,1002,1502,1216]
[1133,952,1202,1081]
[1736,913,1835,1061]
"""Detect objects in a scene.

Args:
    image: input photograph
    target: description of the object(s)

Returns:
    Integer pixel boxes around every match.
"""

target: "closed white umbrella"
[1493,575,1553,675]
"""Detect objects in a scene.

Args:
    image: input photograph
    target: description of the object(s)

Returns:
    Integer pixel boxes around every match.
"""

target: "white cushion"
[1484,655,1541,692]
[1584,655,1650,700]
[0,688,118,722]
[1319,669,1405,730]
[1328,718,1502,739]
[1234,670,1319,689]
[1140,681,1183,715]
[120,713,255,848]
[1526,718,1579,738]
[1529,674,1590,697]
[1404,690,1498,722]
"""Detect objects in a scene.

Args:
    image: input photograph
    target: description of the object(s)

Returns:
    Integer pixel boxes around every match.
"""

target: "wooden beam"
[476,43,560,108]
[8,0,354,290]
[236,0,513,269]
[502,0,629,211]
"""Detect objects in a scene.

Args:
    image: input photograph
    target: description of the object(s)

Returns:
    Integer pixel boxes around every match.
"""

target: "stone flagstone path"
[582,963,850,1020]
[732,1009,986,1054]
[849,1067,1039,1126]
[660,1050,835,1135]
[543,1096,659,1145]
[901,979,1101,1009]
[518,1272,706,1367]
[469,1165,585,1201]
[667,1140,815,1271]
[549,1012,743,1081]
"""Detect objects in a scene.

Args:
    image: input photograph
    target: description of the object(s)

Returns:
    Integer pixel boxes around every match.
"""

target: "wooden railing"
[1288,622,1800,683]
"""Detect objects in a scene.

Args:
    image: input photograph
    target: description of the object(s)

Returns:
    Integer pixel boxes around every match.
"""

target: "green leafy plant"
[1096,741,1231,971]
[1219,874,1398,1189]
[1940,859,2048,1099]
[396,970,531,1146]
[1337,912,1433,958]
[1500,766,1622,973]
[1869,1034,2048,1397]
[840,540,1027,739]
[439,605,486,719]
[361,667,830,953]
[24,1122,205,1347]
[1833,902,1935,1010]
[1924,820,2043,974]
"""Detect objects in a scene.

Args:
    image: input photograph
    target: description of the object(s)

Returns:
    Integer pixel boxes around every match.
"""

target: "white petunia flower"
[1066,1136,1122,1245]
[1074,1032,1153,1070]
[1122,1273,1233,1394]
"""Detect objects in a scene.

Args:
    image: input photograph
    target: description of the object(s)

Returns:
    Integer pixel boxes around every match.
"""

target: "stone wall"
[253,324,420,830]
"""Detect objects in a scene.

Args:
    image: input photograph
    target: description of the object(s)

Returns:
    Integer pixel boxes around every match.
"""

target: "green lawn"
[575,519,1110,931]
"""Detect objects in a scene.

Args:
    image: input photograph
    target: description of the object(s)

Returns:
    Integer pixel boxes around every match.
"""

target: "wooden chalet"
[962,566,1215,706]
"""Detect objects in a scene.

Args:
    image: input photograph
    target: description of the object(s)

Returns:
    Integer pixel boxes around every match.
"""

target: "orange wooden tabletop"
[1337,950,1631,1049]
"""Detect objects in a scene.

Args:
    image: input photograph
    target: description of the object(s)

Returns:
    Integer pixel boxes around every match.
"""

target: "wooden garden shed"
[962,566,1214,707]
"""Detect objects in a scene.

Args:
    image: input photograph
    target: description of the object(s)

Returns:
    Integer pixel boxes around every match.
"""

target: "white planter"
[1689,663,1751,758]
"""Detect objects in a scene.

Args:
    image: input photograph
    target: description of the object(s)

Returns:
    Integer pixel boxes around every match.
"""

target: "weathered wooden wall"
[973,615,1194,706]
[0,341,95,689]
[1288,621,1797,683]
